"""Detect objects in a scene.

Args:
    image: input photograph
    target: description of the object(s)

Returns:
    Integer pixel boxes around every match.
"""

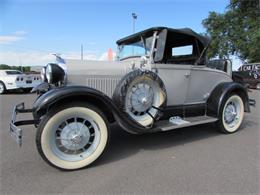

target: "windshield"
[5,70,22,75]
[118,36,154,60]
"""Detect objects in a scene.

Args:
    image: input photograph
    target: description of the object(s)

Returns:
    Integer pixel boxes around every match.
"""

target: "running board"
[156,116,218,131]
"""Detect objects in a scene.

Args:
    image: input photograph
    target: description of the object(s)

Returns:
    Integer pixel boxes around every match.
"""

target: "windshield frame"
[117,31,158,61]
[5,70,23,75]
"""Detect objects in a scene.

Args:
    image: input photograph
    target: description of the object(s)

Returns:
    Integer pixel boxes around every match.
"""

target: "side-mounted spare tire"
[113,69,167,128]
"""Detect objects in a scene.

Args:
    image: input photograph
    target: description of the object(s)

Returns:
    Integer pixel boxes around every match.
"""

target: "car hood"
[66,59,133,76]
[65,59,140,97]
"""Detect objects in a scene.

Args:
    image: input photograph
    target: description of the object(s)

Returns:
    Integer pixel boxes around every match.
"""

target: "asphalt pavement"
[0,91,259,194]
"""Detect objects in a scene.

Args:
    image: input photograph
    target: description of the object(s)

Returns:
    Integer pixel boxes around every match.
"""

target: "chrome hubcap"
[223,98,242,129]
[224,103,237,124]
[128,83,154,115]
[52,117,100,161]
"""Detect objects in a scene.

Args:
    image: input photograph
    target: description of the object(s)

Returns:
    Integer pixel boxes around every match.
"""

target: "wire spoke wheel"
[127,82,154,116]
[125,78,162,126]
[36,104,109,170]
[113,70,167,128]
[219,94,244,133]
[52,116,101,161]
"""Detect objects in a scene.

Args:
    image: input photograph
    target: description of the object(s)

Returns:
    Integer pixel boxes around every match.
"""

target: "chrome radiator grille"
[85,75,122,97]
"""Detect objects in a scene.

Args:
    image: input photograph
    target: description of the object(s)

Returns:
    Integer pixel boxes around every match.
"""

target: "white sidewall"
[125,76,166,127]
[222,95,244,133]
[41,107,108,170]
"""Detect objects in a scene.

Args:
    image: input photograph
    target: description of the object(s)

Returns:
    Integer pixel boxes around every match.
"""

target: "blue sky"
[0,0,230,66]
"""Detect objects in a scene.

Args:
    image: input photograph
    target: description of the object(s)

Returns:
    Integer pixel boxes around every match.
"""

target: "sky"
[1,0,240,68]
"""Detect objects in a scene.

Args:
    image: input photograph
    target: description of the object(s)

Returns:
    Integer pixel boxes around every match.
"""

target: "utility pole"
[81,44,83,60]
[132,13,137,33]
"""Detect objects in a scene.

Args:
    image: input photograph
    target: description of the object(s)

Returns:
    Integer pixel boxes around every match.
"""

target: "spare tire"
[113,69,167,127]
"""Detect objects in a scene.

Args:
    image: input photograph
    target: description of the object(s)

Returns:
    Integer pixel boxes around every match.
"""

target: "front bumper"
[10,103,37,146]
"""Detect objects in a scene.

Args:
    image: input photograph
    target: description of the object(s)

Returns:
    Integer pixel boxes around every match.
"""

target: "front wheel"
[36,103,110,170]
[0,81,6,94]
[217,94,244,133]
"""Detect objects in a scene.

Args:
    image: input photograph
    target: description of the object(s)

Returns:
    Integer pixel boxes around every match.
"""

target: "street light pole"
[132,13,137,55]
[132,13,137,33]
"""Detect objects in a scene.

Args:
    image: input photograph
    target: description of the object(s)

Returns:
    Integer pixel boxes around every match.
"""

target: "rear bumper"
[6,81,41,90]
[10,103,37,146]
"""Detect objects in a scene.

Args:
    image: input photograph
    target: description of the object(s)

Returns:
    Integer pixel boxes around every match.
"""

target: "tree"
[202,0,260,62]
[0,64,31,72]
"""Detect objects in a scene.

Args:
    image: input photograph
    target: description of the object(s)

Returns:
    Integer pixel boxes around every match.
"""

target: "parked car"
[233,63,260,89]
[10,27,255,170]
[0,69,42,94]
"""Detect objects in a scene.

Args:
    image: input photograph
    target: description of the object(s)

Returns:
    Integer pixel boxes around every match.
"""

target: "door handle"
[184,72,191,77]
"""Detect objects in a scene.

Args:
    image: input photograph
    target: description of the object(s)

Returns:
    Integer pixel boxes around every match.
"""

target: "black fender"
[32,85,154,134]
[207,82,250,117]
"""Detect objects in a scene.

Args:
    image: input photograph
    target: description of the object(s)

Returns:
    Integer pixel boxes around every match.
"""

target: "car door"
[185,65,232,104]
[154,64,192,106]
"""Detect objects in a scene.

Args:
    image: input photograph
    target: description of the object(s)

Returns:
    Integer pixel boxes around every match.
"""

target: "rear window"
[172,45,193,57]
[5,71,22,75]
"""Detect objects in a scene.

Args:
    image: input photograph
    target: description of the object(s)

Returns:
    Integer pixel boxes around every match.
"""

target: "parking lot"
[0,91,259,194]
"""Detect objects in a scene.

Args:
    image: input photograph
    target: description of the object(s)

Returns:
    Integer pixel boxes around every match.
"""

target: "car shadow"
[93,122,229,168]
[2,90,34,95]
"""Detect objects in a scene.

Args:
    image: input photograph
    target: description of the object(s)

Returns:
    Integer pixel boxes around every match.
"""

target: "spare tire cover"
[113,69,167,127]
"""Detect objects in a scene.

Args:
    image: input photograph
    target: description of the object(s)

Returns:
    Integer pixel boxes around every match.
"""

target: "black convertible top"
[116,26,210,47]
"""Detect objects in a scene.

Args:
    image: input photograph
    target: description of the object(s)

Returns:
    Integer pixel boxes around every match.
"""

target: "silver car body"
[65,59,231,106]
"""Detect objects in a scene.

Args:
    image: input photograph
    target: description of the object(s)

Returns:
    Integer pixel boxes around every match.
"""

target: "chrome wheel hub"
[224,102,237,124]
[71,135,83,144]
[129,83,154,114]
[59,120,91,151]
[53,117,100,159]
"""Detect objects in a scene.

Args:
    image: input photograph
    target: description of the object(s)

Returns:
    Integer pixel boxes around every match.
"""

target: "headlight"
[46,64,52,83]
[41,67,46,82]
[45,63,66,85]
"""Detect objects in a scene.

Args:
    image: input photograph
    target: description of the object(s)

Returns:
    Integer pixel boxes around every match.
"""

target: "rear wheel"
[0,81,6,94]
[36,103,110,170]
[217,94,244,133]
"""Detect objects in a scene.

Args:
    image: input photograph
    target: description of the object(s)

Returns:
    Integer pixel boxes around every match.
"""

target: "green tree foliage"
[202,0,260,62]
[0,64,31,72]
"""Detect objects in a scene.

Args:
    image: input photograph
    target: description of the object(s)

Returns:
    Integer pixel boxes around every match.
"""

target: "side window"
[167,45,196,65]
[172,45,193,57]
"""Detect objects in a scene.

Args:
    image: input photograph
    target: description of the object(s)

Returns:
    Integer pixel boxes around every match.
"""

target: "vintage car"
[10,27,255,170]
[0,69,41,94]
[233,63,260,89]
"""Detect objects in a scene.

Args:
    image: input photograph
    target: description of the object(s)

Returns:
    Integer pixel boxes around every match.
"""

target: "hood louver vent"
[85,75,122,97]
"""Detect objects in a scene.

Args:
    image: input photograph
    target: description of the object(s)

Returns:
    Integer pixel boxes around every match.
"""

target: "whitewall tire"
[36,103,109,170]
[218,94,244,133]
[113,70,167,128]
